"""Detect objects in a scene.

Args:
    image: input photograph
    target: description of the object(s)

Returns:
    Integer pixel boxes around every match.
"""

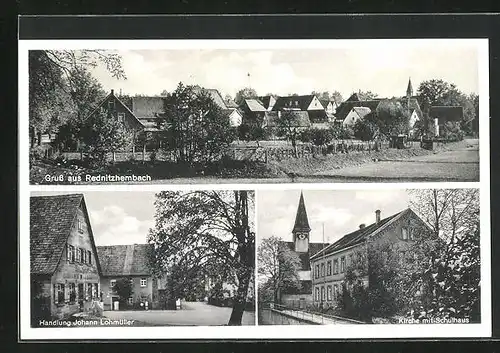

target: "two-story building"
[96,244,160,311]
[30,194,102,323]
[310,208,431,306]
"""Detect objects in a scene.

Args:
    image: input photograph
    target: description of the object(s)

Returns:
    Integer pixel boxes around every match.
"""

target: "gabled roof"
[264,111,311,128]
[131,96,164,119]
[258,96,276,110]
[192,86,227,110]
[429,106,464,123]
[293,192,311,233]
[335,99,382,121]
[352,106,372,119]
[30,194,102,276]
[224,98,239,109]
[311,208,411,260]
[245,99,267,112]
[97,244,153,277]
[272,95,317,111]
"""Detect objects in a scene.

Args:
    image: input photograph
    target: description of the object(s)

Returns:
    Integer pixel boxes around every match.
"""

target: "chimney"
[375,210,381,225]
[359,224,366,229]
[111,89,114,96]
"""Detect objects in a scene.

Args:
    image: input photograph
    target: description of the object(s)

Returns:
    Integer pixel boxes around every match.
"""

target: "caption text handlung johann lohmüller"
[38,318,136,327]
[44,174,152,183]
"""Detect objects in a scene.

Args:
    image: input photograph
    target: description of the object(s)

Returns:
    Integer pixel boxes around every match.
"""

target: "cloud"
[89,205,153,246]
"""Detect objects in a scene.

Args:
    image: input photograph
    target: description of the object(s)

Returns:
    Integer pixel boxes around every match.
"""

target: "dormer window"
[117,113,125,123]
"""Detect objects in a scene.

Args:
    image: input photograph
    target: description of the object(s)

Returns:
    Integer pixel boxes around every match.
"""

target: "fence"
[258,302,366,325]
[229,140,392,163]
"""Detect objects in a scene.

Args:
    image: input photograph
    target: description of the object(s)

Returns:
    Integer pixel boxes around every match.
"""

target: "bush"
[353,119,378,141]
[30,145,46,162]
[310,128,333,146]
[299,129,313,143]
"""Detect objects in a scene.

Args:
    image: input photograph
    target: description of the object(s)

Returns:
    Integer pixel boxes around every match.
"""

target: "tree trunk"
[228,269,251,326]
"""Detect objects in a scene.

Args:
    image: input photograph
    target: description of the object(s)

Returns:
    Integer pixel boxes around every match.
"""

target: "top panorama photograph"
[28,41,481,184]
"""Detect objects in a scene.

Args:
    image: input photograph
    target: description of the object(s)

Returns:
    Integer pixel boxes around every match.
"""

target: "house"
[342,106,373,128]
[429,106,464,137]
[319,99,338,116]
[334,94,383,125]
[309,208,432,306]
[272,95,328,124]
[96,244,160,311]
[278,192,328,306]
[30,194,102,322]
[241,99,268,126]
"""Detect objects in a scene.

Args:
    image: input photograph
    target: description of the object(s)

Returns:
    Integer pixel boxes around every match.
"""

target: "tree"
[330,91,344,105]
[234,87,258,106]
[353,119,378,141]
[408,189,480,322]
[311,90,343,105]
[79,108,133,166]
[366,99,410,137]
[237,123,269,146]
[159,83,235,164]
[357,90,378,101]
[330,124,353,140]
[113,277,133,306]
[148,190,255,326]
[257,236,302,304]
[275,111,306,156]
[417,79,460,107]
[29,50,126,145]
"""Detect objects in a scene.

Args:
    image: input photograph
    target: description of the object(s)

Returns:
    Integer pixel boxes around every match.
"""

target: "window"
[327,260,332,276]
[315,287,320,301]
[75,247,81,262]
[408,227,414,240]
[349,254,354,266]
[402,227,408,240]
[320,263,325,277]
[129,278,134,286]
[327,285,332,301]
[118,112,125,123]
[69,283,76,303]
[140,278,147,287]
[110,279,116,291]
[333,259,339,274]
[87,283,93,299]
[55,284,65,304]
[321,286,325,301]
[93,283,98,299]
[80,248,85,263]
[67,244,74,263]
[108,99,115,110]
[334,284,339,299]
[315,264,320,279]
[340,256,346,273]
[128,297,134,305]
[88,250,92,265]
[78,219,84,233]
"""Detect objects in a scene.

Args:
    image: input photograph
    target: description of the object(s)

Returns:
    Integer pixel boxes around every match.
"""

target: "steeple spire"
[292,191,311,233]
[406,77,413,98]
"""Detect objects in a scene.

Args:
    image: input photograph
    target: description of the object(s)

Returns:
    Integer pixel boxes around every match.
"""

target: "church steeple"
[292,191,311,234]
[406,77,413,98]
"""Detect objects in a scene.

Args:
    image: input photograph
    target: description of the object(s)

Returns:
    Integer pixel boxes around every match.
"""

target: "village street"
[102,301,256,326]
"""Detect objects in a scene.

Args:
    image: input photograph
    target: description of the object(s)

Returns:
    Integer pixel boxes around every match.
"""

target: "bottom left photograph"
[28,190,256,327]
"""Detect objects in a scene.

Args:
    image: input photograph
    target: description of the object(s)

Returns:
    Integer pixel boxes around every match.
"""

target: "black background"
[8,11,500,352]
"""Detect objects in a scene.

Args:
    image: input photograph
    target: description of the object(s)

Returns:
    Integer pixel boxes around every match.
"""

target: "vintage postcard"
[19,38,490,341]
[20,39,486,185]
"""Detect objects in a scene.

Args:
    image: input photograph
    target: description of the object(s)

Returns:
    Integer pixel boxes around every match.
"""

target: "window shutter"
[54,284,58,304]
[66,244,70,262]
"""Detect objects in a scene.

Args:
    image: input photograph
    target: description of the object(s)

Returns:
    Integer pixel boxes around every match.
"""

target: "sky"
[89,40,479,100]
[257,189,411,245]
[31,191,156,246]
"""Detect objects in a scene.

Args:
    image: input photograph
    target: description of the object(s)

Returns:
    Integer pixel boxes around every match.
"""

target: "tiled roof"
[245,99,267,112]
[224,98,239,109]
[30,194,83,275]
[97,244,153,277]
[272,95,316,111]
[264,111,311,128]
[429,106,464,123]
[335,100,382,121]
[352,106,372,118]
[131,96,164,119]
[192,86,228,110]
[311,208,410,260]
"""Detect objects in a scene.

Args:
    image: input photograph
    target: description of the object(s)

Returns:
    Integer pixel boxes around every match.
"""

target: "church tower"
[292,191,311,253]
[406,77,413,98]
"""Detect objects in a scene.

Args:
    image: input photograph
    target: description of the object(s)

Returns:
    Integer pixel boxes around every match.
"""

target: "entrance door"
[78,283,84,310]
[111,297,120,311]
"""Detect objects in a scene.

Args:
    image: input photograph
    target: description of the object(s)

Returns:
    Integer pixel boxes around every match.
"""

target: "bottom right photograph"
[257,188,480,325]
